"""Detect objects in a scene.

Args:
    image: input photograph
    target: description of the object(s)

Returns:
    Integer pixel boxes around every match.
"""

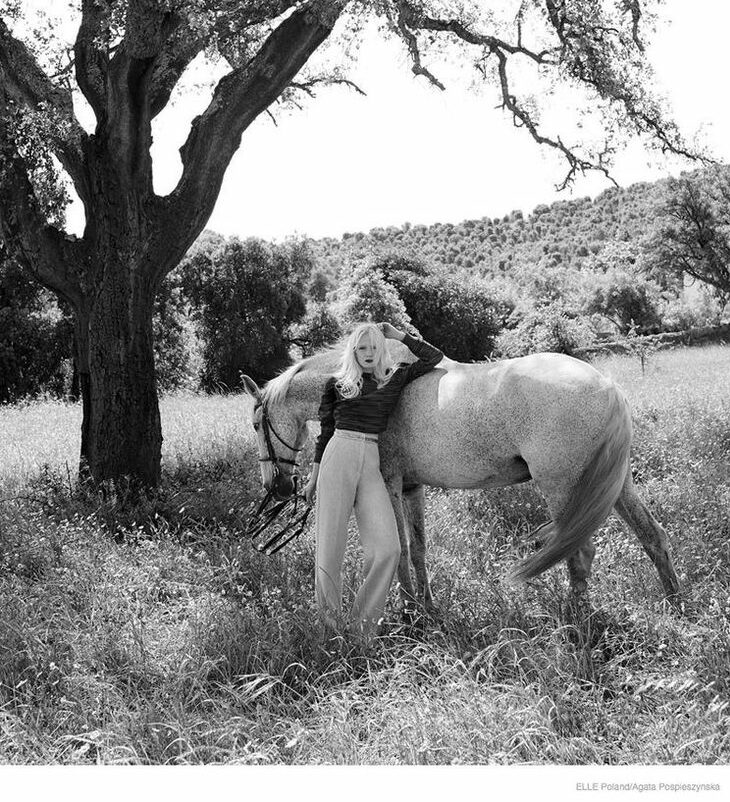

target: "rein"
[246,400,312,555]
[245,476,313,555]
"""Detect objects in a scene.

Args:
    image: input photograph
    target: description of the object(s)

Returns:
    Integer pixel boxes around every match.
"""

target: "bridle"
[245,400,312,555]
[255,399,303,474]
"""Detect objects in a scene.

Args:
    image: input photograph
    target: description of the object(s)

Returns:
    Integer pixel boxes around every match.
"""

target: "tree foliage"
[289,303,343,357]
[386,265,514,360]
[153,273,198,393]
[496,303,596,358]
[0,256,71,403]
[309,180,673,282]
[650,168,730,304]
[332,264,413,330]
[580,267,662,335]
[178,236,310,389]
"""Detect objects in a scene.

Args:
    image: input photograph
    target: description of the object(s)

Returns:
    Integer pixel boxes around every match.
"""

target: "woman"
[303,321,443,636]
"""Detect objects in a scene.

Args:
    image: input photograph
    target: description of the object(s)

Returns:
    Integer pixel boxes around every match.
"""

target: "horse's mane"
[262,344,343,406]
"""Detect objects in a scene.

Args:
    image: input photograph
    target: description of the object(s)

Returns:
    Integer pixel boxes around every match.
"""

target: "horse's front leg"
[384,476,418,618]
[403,484,438,616]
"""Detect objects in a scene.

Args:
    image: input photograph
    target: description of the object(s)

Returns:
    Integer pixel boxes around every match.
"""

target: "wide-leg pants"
[315,430,400,635]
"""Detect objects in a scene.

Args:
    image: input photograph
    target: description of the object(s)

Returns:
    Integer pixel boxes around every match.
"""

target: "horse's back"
[384,352,627,490]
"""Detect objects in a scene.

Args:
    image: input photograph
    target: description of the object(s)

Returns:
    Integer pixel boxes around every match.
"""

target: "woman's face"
[354,332,378,371]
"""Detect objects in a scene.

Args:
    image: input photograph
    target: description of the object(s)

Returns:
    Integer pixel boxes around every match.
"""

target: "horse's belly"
[385,419,529,489]
[403,449,530,489]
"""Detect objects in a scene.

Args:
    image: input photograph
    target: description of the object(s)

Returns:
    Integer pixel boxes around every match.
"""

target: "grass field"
[1,345,729,764]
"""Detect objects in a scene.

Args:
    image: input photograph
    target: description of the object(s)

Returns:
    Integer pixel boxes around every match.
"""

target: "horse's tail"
[509,382,632,584]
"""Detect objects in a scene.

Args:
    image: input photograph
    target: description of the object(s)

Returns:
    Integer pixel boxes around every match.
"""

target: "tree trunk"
[71,308,92,476]
[85,254,162,488]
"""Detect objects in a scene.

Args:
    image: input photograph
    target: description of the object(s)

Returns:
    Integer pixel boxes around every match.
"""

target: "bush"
[153,274,200,393]
[0,258,72,403]
[307,268,335,303]
[659,288,725,332]
[388,270,514,361]
[289,303,343,357]
[178,236,310,389]
[496,304,596,358]
[580,267,662,335]
[331,265,413,331]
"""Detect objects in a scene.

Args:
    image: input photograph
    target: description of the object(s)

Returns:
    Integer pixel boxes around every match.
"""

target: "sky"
[63,0,730,242]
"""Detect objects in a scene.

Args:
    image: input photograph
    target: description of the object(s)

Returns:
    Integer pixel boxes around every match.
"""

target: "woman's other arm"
[380,323,444,384]
[305,378,336,504]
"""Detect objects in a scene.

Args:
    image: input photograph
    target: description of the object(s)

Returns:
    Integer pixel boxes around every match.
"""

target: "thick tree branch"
[149,22,205,118]
[148,3,303,118]
[395,5,444,89]
[74,0,112,120]
[158,0,347,276]
[126,0,171,58]
[0,19,90,202]
[0,140,86,308]
[97,4,182,189]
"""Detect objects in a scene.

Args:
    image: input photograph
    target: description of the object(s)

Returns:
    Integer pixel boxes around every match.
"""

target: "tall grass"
[1,345,729,764]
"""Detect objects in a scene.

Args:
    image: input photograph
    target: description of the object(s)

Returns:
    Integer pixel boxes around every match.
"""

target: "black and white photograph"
[0,0,728,797]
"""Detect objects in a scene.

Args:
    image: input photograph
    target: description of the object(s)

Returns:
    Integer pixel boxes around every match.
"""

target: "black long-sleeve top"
[313,334,444,464]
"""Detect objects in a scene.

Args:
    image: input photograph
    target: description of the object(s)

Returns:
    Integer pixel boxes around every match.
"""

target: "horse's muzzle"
[270,473,295,501]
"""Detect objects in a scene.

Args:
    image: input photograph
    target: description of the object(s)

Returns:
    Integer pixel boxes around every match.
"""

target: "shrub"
[496,304,596,358]
[178,236,309,389]
[0,258,72,403]
[390,270,514,361]
[331,265,413,331]
[307,268,335,303]
[153,274,200,393]
[289,303,343,357]
[659,288,725,332]
[580,267,662,335]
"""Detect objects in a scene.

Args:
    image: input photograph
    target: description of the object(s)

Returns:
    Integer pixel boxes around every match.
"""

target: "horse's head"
[242,374,308,500]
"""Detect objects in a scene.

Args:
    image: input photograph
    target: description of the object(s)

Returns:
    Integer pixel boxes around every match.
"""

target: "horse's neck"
[290,370,330,420]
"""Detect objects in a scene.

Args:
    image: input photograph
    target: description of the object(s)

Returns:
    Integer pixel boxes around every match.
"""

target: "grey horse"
[242,345,680,614]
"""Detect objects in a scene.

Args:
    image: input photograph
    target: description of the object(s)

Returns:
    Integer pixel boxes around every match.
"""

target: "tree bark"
[85,255,162,487]
[71,306,92,474]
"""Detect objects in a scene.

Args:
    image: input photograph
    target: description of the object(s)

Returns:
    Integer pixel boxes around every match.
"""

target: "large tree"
[651,168,730,306]
[0,0,697,487]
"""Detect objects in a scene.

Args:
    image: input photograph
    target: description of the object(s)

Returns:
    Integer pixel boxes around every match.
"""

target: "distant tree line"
[2,167,728,404]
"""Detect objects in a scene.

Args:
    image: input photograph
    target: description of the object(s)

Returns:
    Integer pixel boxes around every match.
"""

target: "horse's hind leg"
[403,484,437,616]
[615,468,681,603]
[565,538,597,622]
[531,478,597,611]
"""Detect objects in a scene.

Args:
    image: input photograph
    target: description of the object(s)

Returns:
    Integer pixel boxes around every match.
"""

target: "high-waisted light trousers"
[315,430,400,635]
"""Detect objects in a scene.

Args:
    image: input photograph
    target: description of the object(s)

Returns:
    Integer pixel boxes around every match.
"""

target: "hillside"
[306,176,675,278]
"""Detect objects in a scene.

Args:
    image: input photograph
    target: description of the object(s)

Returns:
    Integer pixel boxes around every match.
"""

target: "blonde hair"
[334,323,395,399]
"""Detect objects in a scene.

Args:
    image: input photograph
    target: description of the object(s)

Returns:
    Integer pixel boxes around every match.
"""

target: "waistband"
[333,429,379,443]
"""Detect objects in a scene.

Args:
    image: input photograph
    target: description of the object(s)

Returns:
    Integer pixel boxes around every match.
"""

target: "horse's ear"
[241,374,262,402]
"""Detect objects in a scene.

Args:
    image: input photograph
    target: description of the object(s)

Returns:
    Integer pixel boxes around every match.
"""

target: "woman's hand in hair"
[379,322,405,341]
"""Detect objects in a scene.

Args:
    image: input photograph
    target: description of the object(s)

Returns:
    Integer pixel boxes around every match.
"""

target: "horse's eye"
[253,422,260,431]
